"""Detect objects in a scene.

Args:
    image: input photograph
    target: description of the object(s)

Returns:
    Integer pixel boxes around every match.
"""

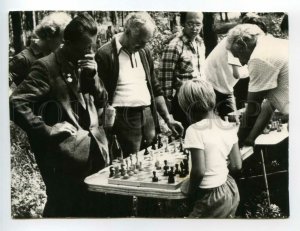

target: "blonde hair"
[226,24,264,52]
[178,79,216,120]
[35,12,71,40]
[124,12,156,35]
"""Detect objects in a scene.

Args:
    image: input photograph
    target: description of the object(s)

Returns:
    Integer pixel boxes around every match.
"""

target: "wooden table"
[254,124,289,206]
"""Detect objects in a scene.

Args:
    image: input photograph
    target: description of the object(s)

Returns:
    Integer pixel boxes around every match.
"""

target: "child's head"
[178,79,216,123]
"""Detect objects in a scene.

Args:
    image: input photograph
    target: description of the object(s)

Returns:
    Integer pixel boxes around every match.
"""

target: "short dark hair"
[242,15,268,34]
[64,12,98,42]
[280,14,288,33]
[180,12,204,27]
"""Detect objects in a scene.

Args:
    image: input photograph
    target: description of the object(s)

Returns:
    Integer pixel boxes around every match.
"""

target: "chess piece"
[121,164,126,176]
[138,161,143,171]
[174,164,180,175]
[128,170,134,176]
[179,161,186,177]
[155,160,161,170]
[168,135,173,144]
[109,166,115,178]
[129,154,133,166]
[114,166,121,178]
[157,135,163,149]
[123,171,130,179]
[163,160,169,176]
[152,171,158,182]
[151,142,156,150]
[144,147,149,156]
[125,159,129,170]
[168,167,175,183]
[183,159,189,174]
[179,138,184,152]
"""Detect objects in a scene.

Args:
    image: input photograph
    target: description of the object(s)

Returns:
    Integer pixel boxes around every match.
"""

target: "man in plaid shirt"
[158,12,206,129]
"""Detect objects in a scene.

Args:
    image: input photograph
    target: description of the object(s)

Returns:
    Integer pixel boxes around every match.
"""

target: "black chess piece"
[109,167,115,178]
[121,164,126,176]
[163,160,169,176]
[157,135,163,149]
[174,164,180,175]
[151,142,156,150]
[183,159,189,174]
[144,147,149,155]
[152,171,158,182]
[179,161,186,177]
[179,139,184,152]
[168,167,175,184]
[168,135,173,144]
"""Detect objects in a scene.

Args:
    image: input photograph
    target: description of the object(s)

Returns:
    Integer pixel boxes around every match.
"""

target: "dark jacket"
[10,48,109,181]
[95,37,162,132]
[9,42,44,86]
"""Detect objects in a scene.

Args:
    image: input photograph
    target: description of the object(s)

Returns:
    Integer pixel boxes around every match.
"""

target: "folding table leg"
[260,148,271,206]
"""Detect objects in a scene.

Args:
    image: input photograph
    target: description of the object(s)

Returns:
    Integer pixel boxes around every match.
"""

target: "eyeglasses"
[185,22,202,28]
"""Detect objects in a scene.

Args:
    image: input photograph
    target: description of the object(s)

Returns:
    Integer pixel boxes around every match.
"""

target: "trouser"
[113,106,156,158]
[189,175,240,218]
[214,89,237,120]
[233,77,249,110]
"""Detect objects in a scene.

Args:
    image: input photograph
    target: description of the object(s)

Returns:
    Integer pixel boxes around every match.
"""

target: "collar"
[180,34,203,45]
[115,33,133,55]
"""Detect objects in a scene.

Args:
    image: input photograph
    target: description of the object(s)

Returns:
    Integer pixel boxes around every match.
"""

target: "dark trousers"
[113,106,155,158]
[214,89,237,120]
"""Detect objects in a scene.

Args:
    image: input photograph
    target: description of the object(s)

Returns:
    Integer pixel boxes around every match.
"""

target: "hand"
[50,121,77,138]
[243,136,255,147]
[167,119,184,137]
[78,54,97,80]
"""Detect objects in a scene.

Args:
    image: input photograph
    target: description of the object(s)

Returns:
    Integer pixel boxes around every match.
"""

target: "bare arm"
[238,91,267,146]
[228,143,242,172]
[155,95,184,136]
[188,148,206,195]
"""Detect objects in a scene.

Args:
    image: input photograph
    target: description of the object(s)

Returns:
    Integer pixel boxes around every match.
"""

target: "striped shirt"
[158,34,206,99]
[248,36,289,114]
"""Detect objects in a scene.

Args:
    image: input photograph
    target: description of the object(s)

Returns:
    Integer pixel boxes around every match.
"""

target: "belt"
[115,105,151,112]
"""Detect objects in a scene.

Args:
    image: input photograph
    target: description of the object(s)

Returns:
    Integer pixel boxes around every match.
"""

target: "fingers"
[61,121,77,135]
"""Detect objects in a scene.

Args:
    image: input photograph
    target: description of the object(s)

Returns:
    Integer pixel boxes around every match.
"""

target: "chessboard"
[108,139,190,190]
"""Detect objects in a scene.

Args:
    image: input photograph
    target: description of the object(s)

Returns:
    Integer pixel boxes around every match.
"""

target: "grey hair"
[178,79,216,118]
[226,24,265,51]
[35,12,71,40]
[124,12,156,35]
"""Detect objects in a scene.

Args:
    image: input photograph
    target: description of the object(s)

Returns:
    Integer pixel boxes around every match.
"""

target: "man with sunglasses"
[158,12,206,129]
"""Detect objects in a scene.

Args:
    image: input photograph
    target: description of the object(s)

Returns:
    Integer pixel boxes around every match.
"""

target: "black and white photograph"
[1,0,300,230]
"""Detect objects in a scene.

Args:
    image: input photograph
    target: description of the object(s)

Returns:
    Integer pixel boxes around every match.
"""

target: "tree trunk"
[24,11,34,31]
[10,11,24,54]
[203,13,218,57]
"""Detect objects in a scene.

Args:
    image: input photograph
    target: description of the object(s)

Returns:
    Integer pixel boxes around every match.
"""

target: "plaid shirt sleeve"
[158,43,180,99]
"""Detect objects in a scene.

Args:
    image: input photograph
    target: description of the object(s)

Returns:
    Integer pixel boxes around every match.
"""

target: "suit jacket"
[10,48,109,181]
[95,37,162,133]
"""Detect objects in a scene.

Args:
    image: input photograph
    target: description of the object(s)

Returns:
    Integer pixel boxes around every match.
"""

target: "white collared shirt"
[112,34,151,107]
[204,37,249,94]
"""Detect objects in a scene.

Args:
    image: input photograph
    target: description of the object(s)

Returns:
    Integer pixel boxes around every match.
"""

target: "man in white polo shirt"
[226,24,288,146]
[204,37,249,120]
[96,12,183,157]
[95,11,184,218]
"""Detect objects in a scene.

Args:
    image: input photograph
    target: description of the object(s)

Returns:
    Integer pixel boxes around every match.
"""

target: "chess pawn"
[174,164,180,175]
[138,161,143,171]
[123,171,130,179]
[121,164,126,176]
[125,159,129,170]
[168,167,175,184]
[163,160,169,171]
[151,142,156,150]
[128,170,134,176]
[157,135,163,149]
[109,166,115,178]
[155,160,161,170]
[152,171,158,182]
[129,154,133,166]
[133,165,139,174]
